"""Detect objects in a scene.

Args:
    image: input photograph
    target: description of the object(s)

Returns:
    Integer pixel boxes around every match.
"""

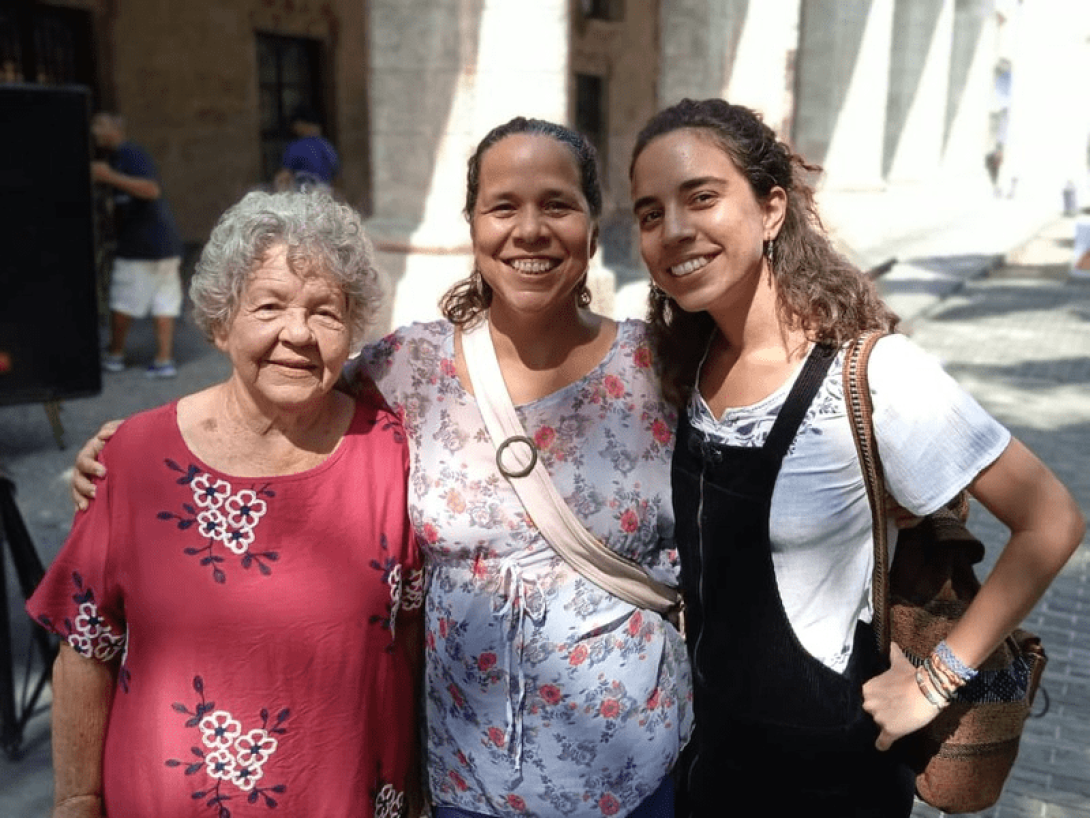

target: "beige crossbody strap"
[461,317,680,615]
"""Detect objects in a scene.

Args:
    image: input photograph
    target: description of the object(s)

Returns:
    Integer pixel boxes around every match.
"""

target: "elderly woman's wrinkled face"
[214,244,350,411]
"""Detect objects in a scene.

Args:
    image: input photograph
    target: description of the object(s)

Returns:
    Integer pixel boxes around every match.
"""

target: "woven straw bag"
[844,331,1047,813]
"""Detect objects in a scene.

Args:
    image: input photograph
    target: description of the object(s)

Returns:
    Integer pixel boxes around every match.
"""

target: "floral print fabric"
[359,319,692,818]
[28,397,422,818]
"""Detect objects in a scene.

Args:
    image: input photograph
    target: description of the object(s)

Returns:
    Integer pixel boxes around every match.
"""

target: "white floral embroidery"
[170,686,289,802]
[235,729,278,767]
[73,601,105,636]
[68,632,92,656]
[387,563,402,606]
[385,563,403,640]
[188,475,269,556]
[193,708,285,794]
[231,761,263,791]
[92,633,125,661]
[225,490,267,529]
[222,525,255,555]
[204,748,237,780]
[374,783,405,818]
[192,474,232,509]
[402,567,425,611]
[197,509,227,541]
[67,600,125,661]
[199,710,242,749]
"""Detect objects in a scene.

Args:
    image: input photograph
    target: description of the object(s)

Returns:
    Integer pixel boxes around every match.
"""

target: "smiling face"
[470,133,598,321]
[215,244,351,412]
[631,128,785,321]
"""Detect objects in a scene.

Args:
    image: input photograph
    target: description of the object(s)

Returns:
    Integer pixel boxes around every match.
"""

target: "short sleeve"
[351,323,450,427]
[114,143,156,181]
[354,330,404,400]
[26,446,126,664]
[869,334,1011,515]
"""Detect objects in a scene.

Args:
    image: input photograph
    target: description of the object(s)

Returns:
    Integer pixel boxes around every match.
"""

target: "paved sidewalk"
[904,218,1090,818]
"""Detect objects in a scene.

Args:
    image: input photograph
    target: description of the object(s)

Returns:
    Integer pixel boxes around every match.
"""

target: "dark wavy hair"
[629,98,898,406]
[440,117,603,326]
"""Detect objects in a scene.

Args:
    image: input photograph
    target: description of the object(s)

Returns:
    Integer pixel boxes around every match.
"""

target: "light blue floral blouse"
[357,319,692,817]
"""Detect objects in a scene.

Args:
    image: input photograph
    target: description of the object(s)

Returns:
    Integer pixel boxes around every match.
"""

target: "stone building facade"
[9,0,1019,333]
[3,0,372,243]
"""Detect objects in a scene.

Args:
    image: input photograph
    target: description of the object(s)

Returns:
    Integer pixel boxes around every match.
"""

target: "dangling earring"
[764,237,775,264]
[650,282,666,299]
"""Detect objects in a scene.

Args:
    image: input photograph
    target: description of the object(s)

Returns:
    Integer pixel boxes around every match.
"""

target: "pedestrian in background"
[629,97,1084,817]
[274,106,339,194]
[91,112,184,378]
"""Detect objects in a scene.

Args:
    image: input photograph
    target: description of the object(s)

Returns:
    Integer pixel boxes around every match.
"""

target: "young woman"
[628,98,1084,816]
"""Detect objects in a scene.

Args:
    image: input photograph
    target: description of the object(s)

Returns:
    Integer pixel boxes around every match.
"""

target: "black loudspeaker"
[0,84,100,406]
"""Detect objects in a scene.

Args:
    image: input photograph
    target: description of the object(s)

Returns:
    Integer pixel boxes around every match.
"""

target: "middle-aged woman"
[628,97,1085,816]
[71,118,692,818]
[349,116,691,818]
[31,191,423,818]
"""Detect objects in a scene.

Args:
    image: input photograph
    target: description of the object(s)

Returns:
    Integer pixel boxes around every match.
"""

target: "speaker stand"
[42,401,65,449]
[0,471,56,759]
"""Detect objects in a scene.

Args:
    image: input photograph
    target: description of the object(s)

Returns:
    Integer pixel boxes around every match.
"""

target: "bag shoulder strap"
[842,330,892,656]
[461,317,680,615]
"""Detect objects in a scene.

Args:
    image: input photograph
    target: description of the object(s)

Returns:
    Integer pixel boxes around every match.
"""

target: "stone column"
[722,0,800,137]
[367,0,570,334]
[884,0,955,183]
[939,0,997,185]
[659,0,731,105]
[796,0,895,190]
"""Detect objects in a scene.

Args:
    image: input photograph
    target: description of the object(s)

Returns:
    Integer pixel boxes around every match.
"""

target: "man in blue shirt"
[91,113,184,378]
[274,106,339,193]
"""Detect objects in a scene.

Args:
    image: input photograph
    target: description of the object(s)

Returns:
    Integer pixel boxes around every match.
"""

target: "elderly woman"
[29,191,422,818]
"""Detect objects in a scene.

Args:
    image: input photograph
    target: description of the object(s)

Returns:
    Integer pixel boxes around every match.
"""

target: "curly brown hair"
[629,98,898,406]
[439,117,603,327]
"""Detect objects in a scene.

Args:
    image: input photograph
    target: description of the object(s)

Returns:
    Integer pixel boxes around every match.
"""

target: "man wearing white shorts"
[92,113,184,378]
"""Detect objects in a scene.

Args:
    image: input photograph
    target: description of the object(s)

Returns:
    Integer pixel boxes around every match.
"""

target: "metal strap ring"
[495,435,537,479]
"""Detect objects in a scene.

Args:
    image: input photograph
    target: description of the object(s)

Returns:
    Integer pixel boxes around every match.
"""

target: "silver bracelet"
[915,666,949,709]
[923,658,956,702]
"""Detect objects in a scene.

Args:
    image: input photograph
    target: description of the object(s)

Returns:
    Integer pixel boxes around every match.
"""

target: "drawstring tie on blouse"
[491,555,548,773]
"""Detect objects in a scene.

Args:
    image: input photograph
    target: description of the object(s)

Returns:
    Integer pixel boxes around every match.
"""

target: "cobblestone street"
[904,218,1090,817]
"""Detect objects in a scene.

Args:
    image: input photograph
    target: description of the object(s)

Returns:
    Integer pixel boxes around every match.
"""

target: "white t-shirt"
[690,334,1010,672]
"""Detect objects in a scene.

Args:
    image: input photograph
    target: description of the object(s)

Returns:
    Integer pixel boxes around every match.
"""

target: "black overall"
[672,344,915,817]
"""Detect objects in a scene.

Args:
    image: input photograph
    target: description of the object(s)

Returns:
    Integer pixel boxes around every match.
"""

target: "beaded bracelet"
[934,640,978,683]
